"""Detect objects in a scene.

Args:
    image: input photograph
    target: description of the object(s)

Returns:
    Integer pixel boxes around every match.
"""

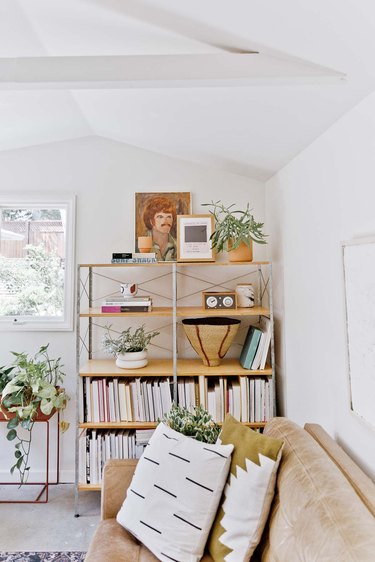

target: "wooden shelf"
[79,422,158,429]
[79,358,173,377]
[176,261,270,266]
[79,261,270,268]
[176,306,269,317]
[78,483,102,491]
[80,307,172,317]
[79,358,272,377]
[176,358,272,376]
[80,306,269,318]
[79,262,172,268]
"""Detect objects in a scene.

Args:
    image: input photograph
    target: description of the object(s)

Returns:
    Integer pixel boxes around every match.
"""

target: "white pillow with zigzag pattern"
[117,422,233,562]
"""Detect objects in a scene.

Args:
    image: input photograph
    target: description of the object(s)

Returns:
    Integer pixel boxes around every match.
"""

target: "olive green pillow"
[208,414,283,562]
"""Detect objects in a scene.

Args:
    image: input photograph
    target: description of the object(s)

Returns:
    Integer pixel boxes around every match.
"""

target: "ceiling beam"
[0,54,345,90]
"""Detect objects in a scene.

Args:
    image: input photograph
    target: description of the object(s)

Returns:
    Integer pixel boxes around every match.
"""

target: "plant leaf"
[6,416,19,429]
[6,429,17,441]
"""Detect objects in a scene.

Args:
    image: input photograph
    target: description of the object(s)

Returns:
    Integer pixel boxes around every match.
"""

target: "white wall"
[266,91,375,480]
[0,135,265,482]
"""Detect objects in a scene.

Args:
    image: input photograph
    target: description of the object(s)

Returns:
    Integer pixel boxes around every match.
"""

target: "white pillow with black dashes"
[117,422,233,562]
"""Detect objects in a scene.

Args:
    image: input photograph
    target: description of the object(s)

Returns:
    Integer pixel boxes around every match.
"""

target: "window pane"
[0,208,66,318]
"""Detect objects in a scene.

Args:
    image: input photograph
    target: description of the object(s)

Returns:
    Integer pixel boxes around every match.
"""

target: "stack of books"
[240,317,272,370]
[101,295,152,313]
[111,252,157,264]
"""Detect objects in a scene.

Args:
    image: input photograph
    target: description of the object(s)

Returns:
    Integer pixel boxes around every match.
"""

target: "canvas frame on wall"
[342,237,375,430]
[135,192,191,262]
[177,214,215,263]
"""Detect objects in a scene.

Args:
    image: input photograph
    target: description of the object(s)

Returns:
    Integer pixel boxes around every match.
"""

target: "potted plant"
[0,344,70,485]
[202,200,267,262]
[103,324,160,369]
[161,403,220,444]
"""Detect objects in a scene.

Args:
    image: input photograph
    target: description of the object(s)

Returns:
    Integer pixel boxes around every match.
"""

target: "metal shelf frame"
[74,261,275,515]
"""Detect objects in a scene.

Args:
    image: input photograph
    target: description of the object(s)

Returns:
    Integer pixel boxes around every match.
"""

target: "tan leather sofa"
[85,417,375,561]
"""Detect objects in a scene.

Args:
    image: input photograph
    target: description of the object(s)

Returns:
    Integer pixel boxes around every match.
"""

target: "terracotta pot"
[0,405,56,422]
[228,240,253,262]
[116,350,148,369]
[138,236,153,254]
[182,317,241,367]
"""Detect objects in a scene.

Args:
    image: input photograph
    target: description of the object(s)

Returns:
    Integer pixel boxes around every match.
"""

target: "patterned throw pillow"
[117,422,234,562]
[208,415,283,562]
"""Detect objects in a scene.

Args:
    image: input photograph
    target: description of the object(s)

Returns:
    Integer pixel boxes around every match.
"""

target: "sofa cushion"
[259,417,375,562]
[208,415,283,562]
[84,519,216,562]
[116,422,233,562]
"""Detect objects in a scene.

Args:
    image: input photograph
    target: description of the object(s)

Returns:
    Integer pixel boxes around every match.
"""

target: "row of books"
[79,428,154,484]
[83,377,173,423]
[240,317,272,370]
[82,374,273,425]
[101,295,152,313]
[200,376,273,423]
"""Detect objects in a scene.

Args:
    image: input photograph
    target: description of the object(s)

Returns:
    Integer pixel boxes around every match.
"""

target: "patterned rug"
[0,554,85,562]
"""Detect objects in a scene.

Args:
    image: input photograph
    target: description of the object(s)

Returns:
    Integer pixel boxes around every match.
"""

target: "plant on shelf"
[202,200,267,262]
[103,324,160,369]
[0,344,70,485]
[161,403,221,444]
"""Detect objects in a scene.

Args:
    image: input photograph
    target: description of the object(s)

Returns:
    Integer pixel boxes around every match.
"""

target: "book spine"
[101,305,151,312]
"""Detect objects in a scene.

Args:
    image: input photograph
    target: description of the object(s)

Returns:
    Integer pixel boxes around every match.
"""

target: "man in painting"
[142,196,177,261]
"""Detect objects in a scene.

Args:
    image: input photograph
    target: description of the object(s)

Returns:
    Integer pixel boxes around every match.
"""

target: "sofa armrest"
[101,459,138,520]
[304,423,375,517]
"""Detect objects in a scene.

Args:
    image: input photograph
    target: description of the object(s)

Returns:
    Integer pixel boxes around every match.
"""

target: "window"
[0,195,75,331]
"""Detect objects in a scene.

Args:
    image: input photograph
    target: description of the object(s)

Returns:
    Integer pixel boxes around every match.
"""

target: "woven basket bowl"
[182,317,241,367]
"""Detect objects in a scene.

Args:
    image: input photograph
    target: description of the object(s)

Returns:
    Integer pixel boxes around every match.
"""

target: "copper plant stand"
[0,410,60,503]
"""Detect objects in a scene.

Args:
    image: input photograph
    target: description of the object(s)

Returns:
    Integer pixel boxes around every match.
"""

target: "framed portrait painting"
[135,192,191,261]
[177,214,215,262]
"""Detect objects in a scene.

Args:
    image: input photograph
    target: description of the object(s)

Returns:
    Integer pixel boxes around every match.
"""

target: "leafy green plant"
[0,345,70,485]
[0,243,64,316]
[202,200,267,252]
[161,404,220,444]
[103,324,160,355]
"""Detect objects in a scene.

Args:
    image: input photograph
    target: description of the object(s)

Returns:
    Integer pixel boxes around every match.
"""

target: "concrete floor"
[0,485,100,552]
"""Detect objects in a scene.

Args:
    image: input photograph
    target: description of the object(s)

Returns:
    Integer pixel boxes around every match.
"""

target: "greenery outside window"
[0,195,75,331]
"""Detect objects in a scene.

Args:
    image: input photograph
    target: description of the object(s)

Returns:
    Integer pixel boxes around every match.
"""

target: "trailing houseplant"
[202,200,267,261]
[0,344,70,485]
[103,324,160,369]
[161,403,220,444]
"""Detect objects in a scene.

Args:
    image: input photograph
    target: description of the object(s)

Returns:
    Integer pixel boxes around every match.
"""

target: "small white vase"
[116,350,148,369]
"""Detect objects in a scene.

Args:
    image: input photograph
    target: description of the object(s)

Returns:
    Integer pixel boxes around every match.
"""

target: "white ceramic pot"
[116,350,148,369]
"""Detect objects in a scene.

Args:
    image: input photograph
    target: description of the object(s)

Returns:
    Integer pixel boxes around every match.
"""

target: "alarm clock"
[202,291,237,310]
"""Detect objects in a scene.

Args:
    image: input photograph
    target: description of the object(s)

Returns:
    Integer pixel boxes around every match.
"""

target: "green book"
[240,326,262,369]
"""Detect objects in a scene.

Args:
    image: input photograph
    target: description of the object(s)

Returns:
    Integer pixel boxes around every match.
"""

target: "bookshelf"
[75,260,275,512]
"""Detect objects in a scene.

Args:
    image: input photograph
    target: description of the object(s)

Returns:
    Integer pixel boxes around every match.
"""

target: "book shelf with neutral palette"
[75,260,275,513]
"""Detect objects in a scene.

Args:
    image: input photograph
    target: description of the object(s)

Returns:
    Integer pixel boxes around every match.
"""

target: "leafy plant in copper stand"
[0,344,70,485]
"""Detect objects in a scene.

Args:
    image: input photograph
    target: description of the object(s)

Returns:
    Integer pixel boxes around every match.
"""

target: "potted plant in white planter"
[103,324,160,369]
[202,200,267,262]
[0,345,70,485]
[161,403,220,443]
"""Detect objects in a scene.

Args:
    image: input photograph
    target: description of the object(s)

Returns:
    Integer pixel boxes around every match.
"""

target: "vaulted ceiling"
[2,0,375,180]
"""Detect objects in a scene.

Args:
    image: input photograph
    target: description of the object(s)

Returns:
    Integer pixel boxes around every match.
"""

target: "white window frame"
[0,193,76,331]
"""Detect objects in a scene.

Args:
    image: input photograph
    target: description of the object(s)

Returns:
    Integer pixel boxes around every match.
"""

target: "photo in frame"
[135,192,191,261]
[177,214,215,262]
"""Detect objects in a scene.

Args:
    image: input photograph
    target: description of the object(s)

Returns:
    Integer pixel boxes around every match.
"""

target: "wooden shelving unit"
[75,260,275,512]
